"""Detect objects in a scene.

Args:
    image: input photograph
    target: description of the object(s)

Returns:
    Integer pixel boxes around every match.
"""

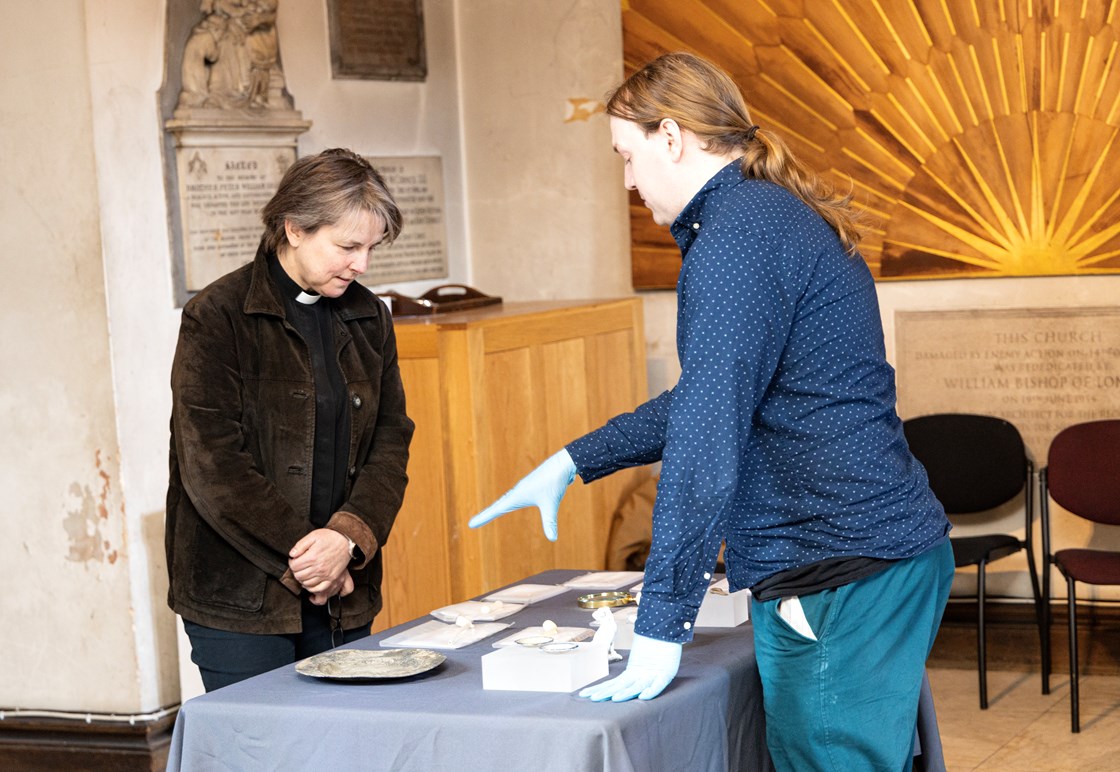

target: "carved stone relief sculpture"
[176,0,292,114]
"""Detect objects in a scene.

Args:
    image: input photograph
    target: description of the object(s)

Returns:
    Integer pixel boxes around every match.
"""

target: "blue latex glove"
[579,633,682,702]
[467,449,577,541]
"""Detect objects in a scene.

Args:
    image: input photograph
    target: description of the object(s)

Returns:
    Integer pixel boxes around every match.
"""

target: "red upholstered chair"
[1040,419,1120,733]
[903,413,1043,710]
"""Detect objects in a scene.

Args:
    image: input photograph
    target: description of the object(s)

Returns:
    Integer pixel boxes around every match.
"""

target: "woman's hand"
[308,570,354,606]
[289,528,351,601]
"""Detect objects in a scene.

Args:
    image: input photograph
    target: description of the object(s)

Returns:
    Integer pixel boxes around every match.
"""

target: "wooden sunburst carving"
[623,0,1120,284]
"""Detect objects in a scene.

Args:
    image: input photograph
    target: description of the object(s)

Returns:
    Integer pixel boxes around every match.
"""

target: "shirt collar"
[268,254,322,305]
[246,239,381,322]
[670,158,745,253]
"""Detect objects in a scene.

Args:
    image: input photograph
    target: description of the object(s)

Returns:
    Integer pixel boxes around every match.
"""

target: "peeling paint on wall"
[63,482,104,562]
[564,98,604,123]
[62,450,119,564]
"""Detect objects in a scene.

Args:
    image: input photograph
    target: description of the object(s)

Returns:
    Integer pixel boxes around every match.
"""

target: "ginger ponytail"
[742,128,863,254]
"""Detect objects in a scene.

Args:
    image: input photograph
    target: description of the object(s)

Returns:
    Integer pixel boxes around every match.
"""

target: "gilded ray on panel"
[622,0,1120,285]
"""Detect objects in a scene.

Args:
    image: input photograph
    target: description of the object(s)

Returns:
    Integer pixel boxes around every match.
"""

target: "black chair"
[1040,419,1120,732]
[903,413,1043,710]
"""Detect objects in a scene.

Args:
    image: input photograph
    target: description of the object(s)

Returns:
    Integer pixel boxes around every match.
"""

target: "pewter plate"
[295,648,446,681]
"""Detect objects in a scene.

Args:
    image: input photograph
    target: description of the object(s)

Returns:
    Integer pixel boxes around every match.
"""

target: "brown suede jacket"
[165,246,414,634]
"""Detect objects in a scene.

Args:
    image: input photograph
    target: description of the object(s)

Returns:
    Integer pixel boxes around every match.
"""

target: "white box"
[608,607,638,650]
[694,581,751,628]
[481,643,608,692]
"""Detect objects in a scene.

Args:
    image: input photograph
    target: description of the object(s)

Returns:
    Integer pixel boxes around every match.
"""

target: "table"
[167,570,944,771]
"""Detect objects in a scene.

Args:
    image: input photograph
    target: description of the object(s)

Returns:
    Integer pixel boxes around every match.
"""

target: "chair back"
[1046,419,1120,525]
[903,413,1027,514]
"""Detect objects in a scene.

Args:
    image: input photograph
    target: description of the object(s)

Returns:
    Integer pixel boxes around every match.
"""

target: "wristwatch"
[346,536,358,560]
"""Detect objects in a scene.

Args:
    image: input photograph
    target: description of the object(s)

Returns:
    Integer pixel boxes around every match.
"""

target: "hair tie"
[745,125,759,142]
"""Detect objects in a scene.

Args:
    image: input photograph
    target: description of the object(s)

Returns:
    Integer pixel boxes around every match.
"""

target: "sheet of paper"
[379,619,513,650]
[430,600,524,623]
[482,584,569,605]
[562,571,644,590]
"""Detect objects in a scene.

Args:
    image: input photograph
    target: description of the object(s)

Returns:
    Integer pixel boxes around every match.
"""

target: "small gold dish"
[577,591,637,609]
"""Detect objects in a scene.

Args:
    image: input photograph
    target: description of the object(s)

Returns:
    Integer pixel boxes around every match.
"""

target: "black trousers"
[184,594,369,692]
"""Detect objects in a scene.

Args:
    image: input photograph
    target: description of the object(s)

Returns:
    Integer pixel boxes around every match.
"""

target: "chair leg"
[1041,558,1051,695]
[1041,480,1052,696]
[977,561,988,710]
[1023,541,1046,695]
[1068,577,1080,733]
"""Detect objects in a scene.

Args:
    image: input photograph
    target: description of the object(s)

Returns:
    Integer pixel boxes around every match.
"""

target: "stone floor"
[929,666,1120,771]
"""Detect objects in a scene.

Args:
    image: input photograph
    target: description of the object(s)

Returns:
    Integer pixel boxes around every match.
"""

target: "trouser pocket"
[777,596,818,640]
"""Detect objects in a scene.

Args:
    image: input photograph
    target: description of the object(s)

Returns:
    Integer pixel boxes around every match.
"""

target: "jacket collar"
[243,239,382,322]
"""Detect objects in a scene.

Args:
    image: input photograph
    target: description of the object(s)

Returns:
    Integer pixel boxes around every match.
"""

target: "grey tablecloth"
[166,569,944,771]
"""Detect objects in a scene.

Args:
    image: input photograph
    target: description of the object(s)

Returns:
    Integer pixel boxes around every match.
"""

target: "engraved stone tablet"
[328,0,427,81]
[175,147,294,291]
[896,308,1120,459]
[363,155,448,285]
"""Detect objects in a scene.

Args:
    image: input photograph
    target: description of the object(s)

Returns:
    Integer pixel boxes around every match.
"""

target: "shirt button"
[348,465,358,477]
[351,394,362,409]
[703,572,711,580]
[683,622,692,630]
[692,222,700,230]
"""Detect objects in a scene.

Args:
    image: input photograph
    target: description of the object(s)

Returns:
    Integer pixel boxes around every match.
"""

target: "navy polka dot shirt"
[567,160,950,644]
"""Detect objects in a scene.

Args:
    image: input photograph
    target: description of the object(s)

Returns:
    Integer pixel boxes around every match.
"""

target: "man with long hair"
[472,53,952,770]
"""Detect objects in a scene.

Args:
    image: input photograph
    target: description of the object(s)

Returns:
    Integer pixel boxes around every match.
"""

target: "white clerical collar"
[296,290,321,305]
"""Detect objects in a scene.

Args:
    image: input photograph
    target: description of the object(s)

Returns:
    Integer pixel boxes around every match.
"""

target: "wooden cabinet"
[372,298,651,631]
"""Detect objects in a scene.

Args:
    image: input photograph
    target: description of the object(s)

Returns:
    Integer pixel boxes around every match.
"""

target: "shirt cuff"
[326,510,378,569]
[566,429,618,483]
[633,594,700,644]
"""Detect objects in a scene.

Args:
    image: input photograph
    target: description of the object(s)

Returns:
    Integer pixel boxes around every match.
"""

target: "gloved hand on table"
[579,633,682,702]
[467,449,577,541]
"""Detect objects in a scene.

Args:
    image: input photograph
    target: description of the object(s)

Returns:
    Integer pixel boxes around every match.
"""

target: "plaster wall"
[0,2,140,711]
[456,0,632,301]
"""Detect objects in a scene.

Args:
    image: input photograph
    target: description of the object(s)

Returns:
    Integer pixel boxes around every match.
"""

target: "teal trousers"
[751,540,954,771]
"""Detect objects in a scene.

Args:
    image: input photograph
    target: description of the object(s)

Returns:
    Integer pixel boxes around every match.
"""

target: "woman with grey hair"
[166,148,414,690]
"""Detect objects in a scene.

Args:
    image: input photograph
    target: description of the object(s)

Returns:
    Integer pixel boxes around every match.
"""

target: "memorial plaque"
[176,146,295,291]
[363,155,448,286]
[328,0,427,81]
[896,308,1120,460]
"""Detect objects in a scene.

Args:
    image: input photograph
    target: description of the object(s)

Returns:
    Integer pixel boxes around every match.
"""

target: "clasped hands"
[289,528,353,605]
[468,449,682,701]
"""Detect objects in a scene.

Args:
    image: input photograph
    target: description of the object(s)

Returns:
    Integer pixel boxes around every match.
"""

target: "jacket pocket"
[185,516,268,612]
